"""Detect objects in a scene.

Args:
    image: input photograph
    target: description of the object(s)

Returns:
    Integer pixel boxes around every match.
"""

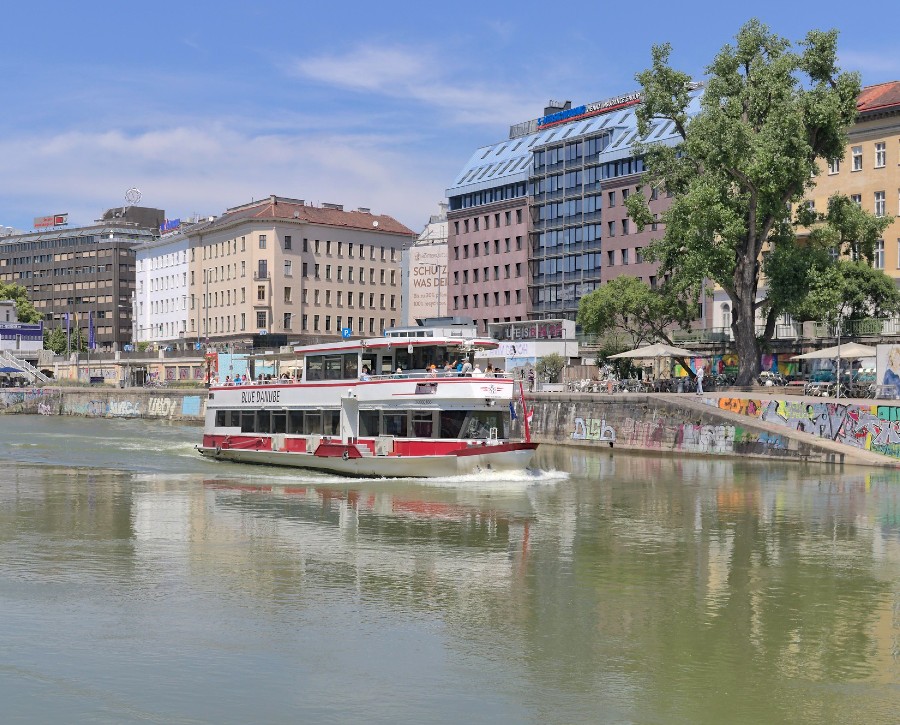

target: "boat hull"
[196,442,538,478]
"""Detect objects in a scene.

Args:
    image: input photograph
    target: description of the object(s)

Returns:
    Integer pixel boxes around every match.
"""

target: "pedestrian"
[527,368,535,392]
[695,364,705,396]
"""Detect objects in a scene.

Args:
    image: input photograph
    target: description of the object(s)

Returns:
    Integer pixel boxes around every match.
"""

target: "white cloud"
[291,44,540,126]
[0,123,450,233]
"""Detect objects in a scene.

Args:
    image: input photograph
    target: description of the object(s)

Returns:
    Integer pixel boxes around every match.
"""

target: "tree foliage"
[43,321,86,354]
[535,353,566,383]
[577,276,695,346]
[625,19,889,384]
[0,282,41,323]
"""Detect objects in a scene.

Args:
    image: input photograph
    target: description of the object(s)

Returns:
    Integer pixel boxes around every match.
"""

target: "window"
[851,194,862,207]
[493,266,499,280]
[326,240,332,255]
[337,291,343,306]
[515,262,522,277]
[314,263,320,278]
[284,260,292,276]
[326,290,331,305]
[302,262,308,277]
[284,287,291,303]
[874,239,885,269]
[259,234,267,249]
[348,267,354,282]
[315,290,320,305]
[303,238,309,252]
[622,219,630,235]
[516,290,522,304]
[607,250,615,266]
[302,289,308,303]
[325,264,332,280]
[454,221,460,234]
[852,146,862,171]
[876,142,886,168]
[505,211,511,225]
[338,242,343,256]
[315,240,320,254]
[284,235,292,250]
[257,311,267,329]
[283,312,292,329]
[257,285,265,301]
[473,218,479,232]
[325,315,331,332]
[504,264,510,278]
[313,314,319,331]
[337,266,343,282]
[876,191,886,217]
[621,249,629,265]
[828,158,840,174]
[636,247,643,263]
[516,236,522,250]
[608,220,616,237]
[608,190,616,206]
[652,213,659,232]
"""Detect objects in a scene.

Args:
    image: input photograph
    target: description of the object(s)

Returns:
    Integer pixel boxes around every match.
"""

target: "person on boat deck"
[234,374,243,385]
[429,364,438,378]
[224,375,232,385]
[472,363,483,375]
[455,359,463,374]
[360,366,371,381]
[485,364,494,377]
[394,366,403,378]
[443,361,453,375]
[460,359,473,376]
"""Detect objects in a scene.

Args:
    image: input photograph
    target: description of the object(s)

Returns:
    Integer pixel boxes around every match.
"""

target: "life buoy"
[342,450,350,461]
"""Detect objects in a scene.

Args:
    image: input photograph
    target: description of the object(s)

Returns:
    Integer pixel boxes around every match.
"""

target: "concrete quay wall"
[0,387,206,421]
[526,392,900,468]
[4,387,900,467]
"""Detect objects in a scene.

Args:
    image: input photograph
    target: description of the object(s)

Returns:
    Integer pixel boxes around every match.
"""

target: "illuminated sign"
[537,92,643,129]
[160,218,181,233]
[33,213,68,229]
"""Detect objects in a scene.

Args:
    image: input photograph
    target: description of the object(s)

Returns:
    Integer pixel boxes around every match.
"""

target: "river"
[1,416,898,724]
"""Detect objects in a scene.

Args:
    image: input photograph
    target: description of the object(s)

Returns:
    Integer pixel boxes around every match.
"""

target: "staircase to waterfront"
[0,350,51,384]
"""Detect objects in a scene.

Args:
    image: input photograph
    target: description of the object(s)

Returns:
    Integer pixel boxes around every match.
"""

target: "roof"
[857,81,900,114]
[446,87,703,198]
[192,195,416,237]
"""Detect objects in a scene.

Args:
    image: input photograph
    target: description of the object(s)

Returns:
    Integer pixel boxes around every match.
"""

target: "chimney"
[543,99,571,116]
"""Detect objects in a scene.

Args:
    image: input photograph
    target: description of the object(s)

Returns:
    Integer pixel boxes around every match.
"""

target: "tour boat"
[196,330,537,477]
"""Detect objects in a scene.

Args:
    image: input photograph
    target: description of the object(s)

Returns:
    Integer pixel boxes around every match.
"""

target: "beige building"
[185,196,416,345]
[808,81,900,274]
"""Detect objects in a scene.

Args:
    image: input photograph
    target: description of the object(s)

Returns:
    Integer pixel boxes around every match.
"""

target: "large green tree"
[576,276,696,346]
[626,19,885,384]
[0,282,40,323]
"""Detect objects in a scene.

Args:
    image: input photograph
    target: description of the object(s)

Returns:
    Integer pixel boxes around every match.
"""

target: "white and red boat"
[197,329,537,477]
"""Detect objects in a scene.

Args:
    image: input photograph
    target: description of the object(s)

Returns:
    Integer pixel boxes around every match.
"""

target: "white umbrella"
[792,343,877,360]
[608,342,700,359]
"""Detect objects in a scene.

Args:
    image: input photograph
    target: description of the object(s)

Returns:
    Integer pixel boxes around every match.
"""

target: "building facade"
[134,229,191,349]
[185,196,416,346]
[0,213,162,351]
[402,203,449,325]
[447,89,703,332]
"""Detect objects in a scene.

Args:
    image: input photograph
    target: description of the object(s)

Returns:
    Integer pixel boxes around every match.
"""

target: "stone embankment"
[3,386,899,467]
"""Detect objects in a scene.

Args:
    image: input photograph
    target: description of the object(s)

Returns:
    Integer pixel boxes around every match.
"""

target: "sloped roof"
[197,196,415,237]
[857,81,900,114]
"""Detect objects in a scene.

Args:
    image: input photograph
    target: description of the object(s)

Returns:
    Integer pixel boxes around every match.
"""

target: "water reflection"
[1,418,899,723]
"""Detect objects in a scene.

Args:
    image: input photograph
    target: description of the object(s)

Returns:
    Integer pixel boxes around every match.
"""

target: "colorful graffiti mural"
[712,397,900,459]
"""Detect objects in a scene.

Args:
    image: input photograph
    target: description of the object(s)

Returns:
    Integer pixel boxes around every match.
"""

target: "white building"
[0,300,43,353]
[134,231,190,349]
[402,203,449,325]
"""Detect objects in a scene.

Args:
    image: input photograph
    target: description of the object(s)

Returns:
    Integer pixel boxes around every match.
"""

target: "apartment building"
[185,196,416,345]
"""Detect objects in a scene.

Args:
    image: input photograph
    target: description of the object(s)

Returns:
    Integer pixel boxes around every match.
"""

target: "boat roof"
[294,335,500,355]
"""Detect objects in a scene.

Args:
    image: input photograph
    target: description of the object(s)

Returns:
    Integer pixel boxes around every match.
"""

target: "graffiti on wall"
[713,397,900,458]
[572,417,616,443]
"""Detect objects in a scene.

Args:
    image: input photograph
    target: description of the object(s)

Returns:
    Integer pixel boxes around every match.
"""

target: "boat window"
[342,354,359,379]
[359,410,379,436]
[241,411,256,433]
[412,411,434,438]
[460,410,506,439]
[306,357,324,381]
[362,355,376,375]
[383,412,408,437]
[216,410,226,427]
[303,412,322,435]
[380,356,393,375]
[272,411,287,434]
[256,410,271,434]
[324,356,343,380]
[288,410,304,434]
[324,410,340,436]
[229,410,241,427]
[439,410,467,438]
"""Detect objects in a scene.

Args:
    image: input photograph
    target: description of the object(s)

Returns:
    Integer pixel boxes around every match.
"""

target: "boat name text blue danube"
[241,390,281,405]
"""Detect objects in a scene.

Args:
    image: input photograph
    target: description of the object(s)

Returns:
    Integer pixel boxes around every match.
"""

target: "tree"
[576,276,695,346]
[0,282,40,323]
[43,320,86,354]
[793,260,900,326]
[535,353,566,384]
[626,19,881,384]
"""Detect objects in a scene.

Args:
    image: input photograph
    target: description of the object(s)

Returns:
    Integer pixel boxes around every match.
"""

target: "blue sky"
[1,0,898,234]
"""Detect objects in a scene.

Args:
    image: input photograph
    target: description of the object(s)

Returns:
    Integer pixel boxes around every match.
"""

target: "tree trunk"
[731,293,760,386]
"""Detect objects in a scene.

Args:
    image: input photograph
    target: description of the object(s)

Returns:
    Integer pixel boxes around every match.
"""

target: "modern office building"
[184,195,416,346]
[447,87,703,331]
[402,202,449,325]
[0,209,163,351]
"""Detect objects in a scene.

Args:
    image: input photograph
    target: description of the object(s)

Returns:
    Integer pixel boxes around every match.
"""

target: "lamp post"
[204,267,209,349]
